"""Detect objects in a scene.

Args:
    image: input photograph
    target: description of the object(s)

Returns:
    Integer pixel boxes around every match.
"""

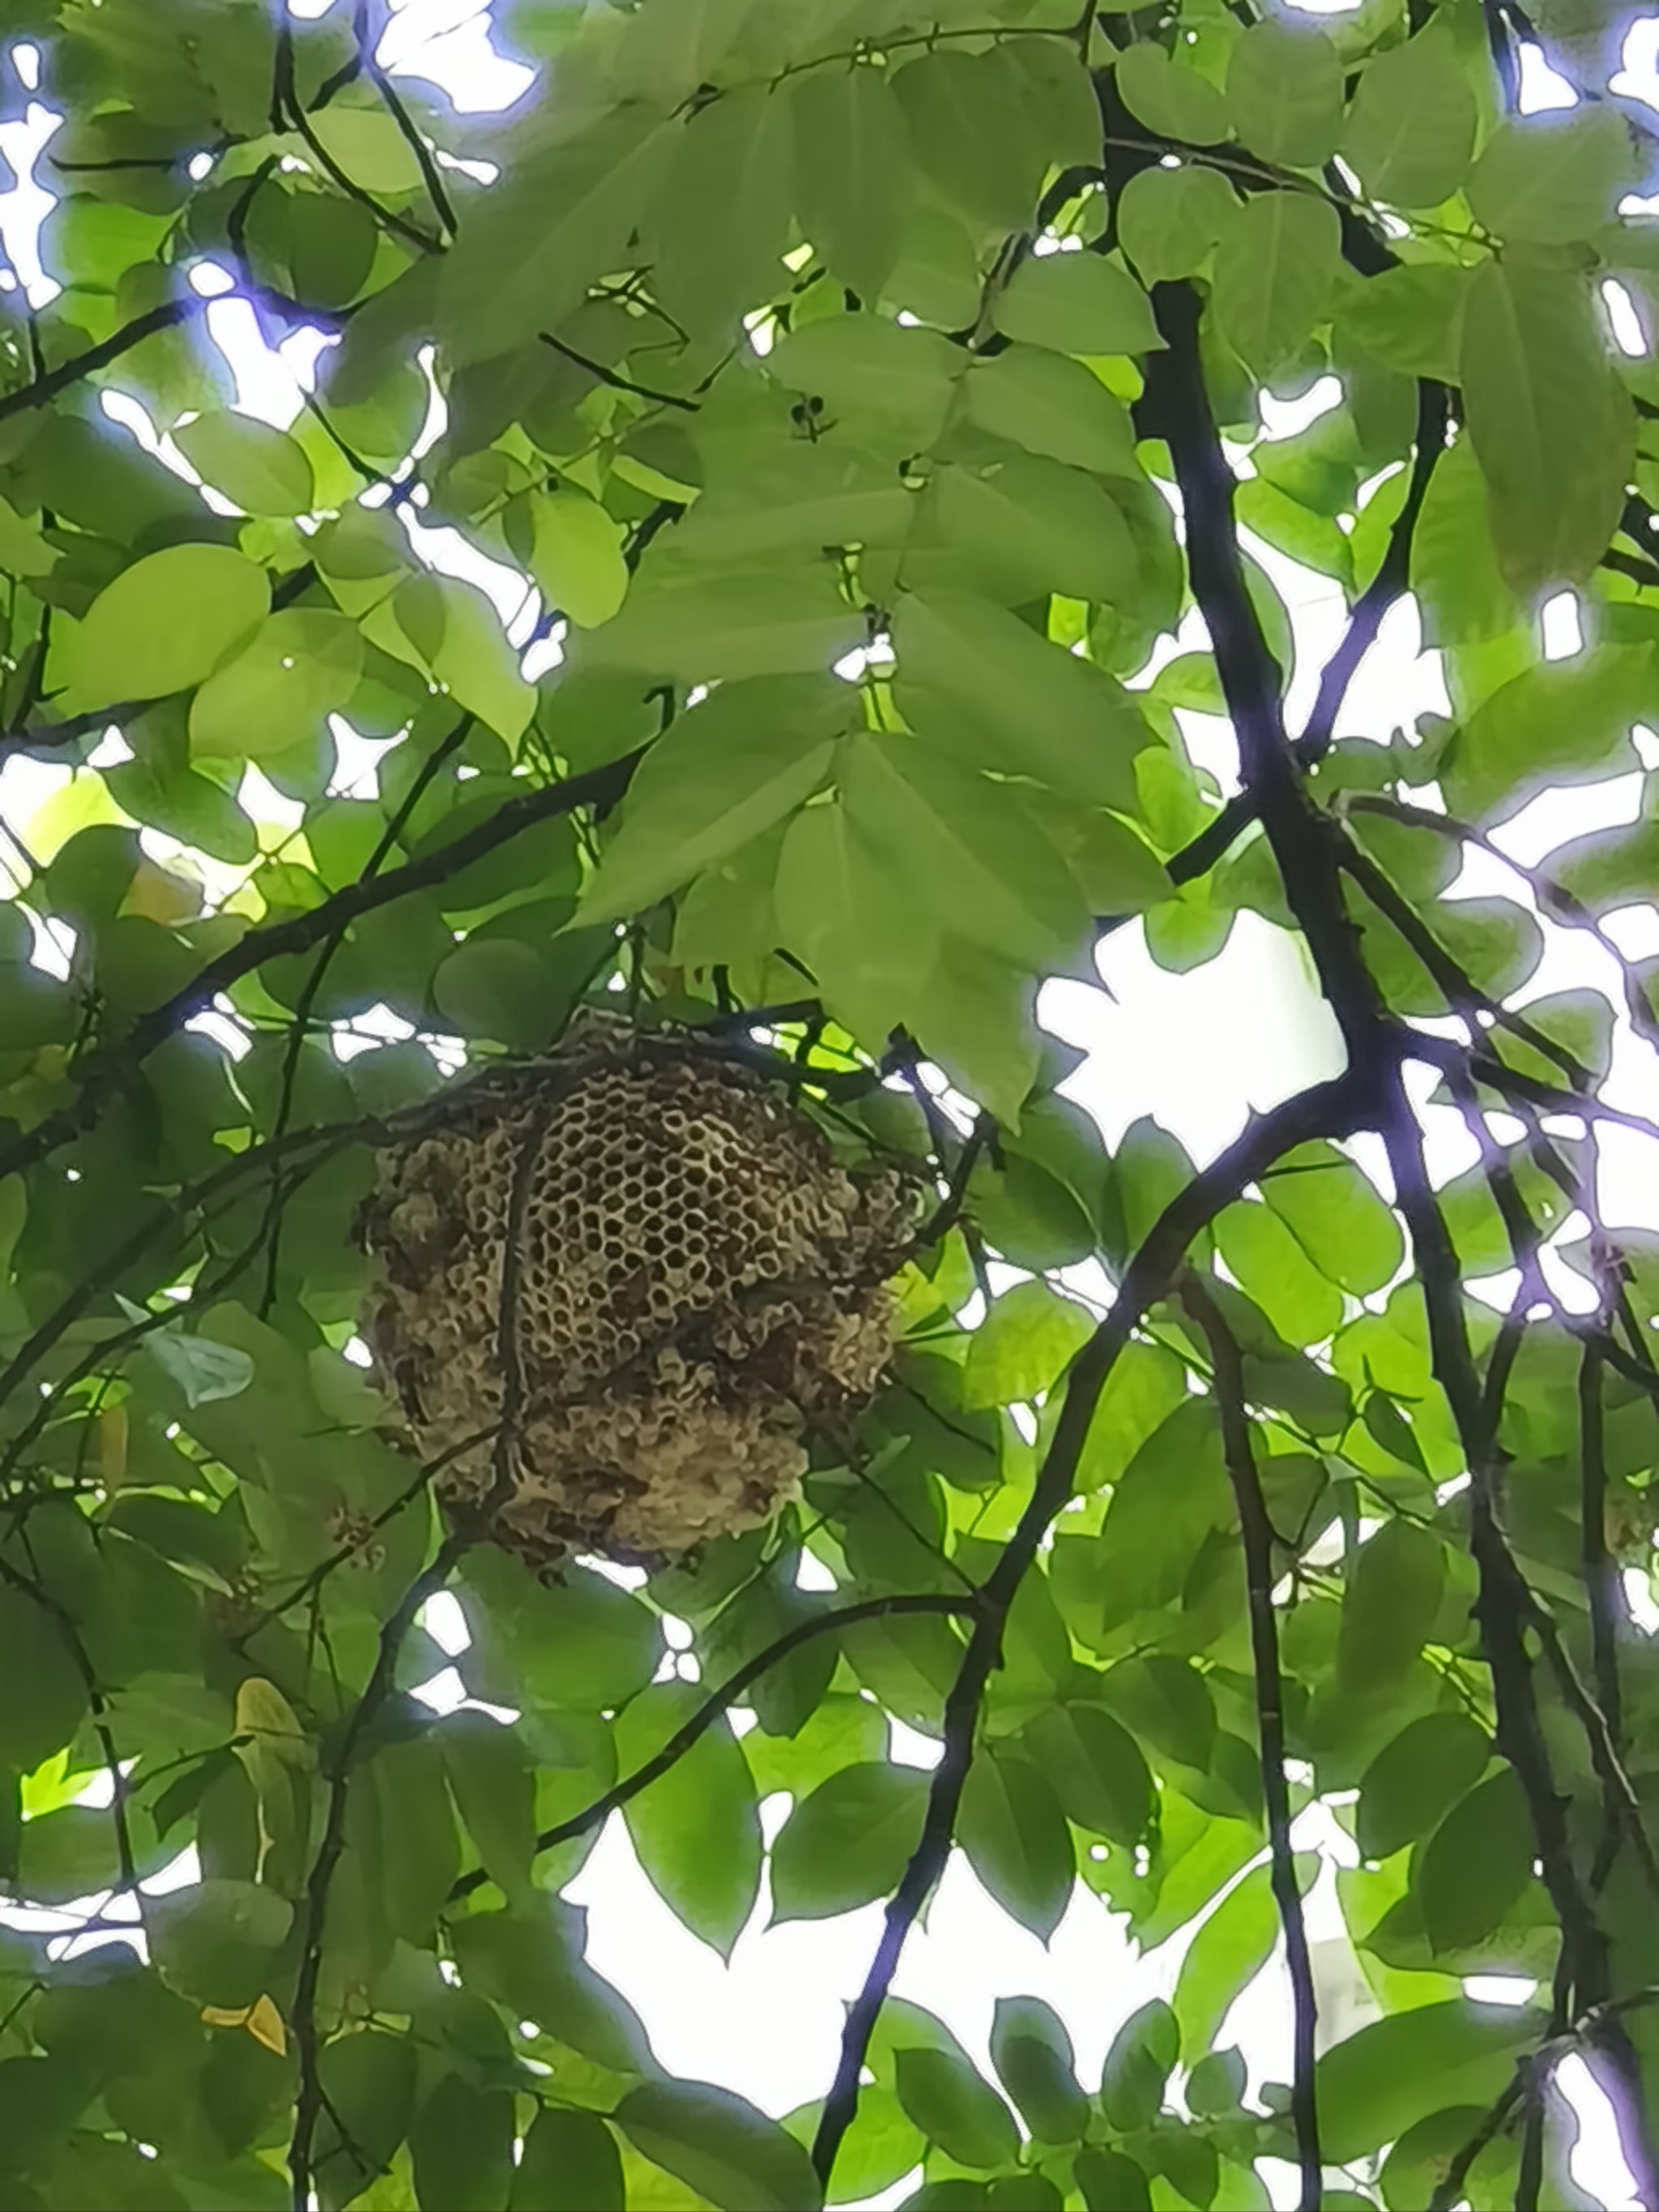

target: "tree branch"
[1299,381,1449,761]
[812,1068,1367,2186]
[0,750,643,1190]
[448,1592,981,1903]
[1179,1272,1322,2210]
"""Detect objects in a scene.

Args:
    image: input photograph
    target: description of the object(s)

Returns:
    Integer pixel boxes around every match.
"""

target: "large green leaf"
[1415,1767,1534,1954]
[989,1996,1088,2146]
[1441,644,1651,825]
[957,1748,1075,1941]
[1467,109,1634,245]
[1316,2001,1546,2161]
[190,609,364,761]
[962,1280,1095,1409]
[1115,44,1230,145]
[1338,1520,1446,1690]
[614,2080,825,2212]
[790,63,912,305]
[1210,191,1341,375]
[645,85,793,336]
[579,676,845,922]
[62,543,269,711]
[1459,256,1634,592]
[892,45,1047,229]
[438,108,674,364]
[1116,164,1238,286]
[890,586,1154,809]
[615,1683,762,1958]
[769,1763,928,1923]
[513,2108,625,2212]
[1172,1866,1278,2064]
[993,252,1162,358]
[839,730,1088,969]
[1342,28,1478,208]
[962,345,1141,476]
[893,2045,1020,2170]
[1226,21,1341,168]
[581,565,864,682]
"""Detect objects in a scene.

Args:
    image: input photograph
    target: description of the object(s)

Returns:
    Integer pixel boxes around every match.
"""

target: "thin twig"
[448,1592,981,1902]
[1180,1272,1322,2209]
[811,1069,1367,2185]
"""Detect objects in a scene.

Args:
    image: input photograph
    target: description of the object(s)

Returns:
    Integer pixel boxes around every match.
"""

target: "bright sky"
[2,2,1657,2204]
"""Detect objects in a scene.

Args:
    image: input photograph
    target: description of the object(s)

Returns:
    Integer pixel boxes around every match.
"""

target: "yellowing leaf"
[64,543,270,712]
[203,1993,288,2056]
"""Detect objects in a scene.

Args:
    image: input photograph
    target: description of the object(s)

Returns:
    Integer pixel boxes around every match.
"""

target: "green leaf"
[672,444,914,567]
[513,2108,625,2212]
[957,1748,1075,1940]
[892,45,1046,230]
[1075,2148,1152,2212]
[450,1907,651,2076]
[921,445,1140,607]
[1214,1198,1344,1348]
[1098,1999,1178,2132]
[1210,191,1341,375]
[1459,256,1633,594]
[439,108,673,365]
[1338,1520,1446,1690]
[1020,1703,1153,1848]
[1442,645,1651,825]
[989,1995,1088,2144]
[579,678,842,923]
[646,85,792,336]
[1173,1865,1278,2063]
[190,609,364,761]
[174,409,316,517]
[307,104,428,194]
[994,250,1162,357]
[522,487,629,629]
[891,586,1154,810]
[0,1583,90,1777]
[581,565,863,682]
[769,313,961,445]
[459,1549,663,1714]
[614,2079,824,2212]
[1100,1654,1217,1772]
[791,64,911,305]
[1468,109,1634,245]
[1226,22,1341,168]
[963,1280,1094,1409]
[1409,437,1516,648]
[412,2075,514,2212]
[615,1682,761,1958]
[369,573,535,748]
[839,731,1087,970]
[770,1762,928,1923]
[1342,28,1478,208]
[1115,45,1230,145]
[315,2031,417,2212]
[962,345,1141,477]
[436,1712,538,1902]
[1116,164,1238,285]
[1316,2000,1546,2161]
[893,2045,1020,2170]
[149,1878,292,2009]
[1260,1140,1402,1296]
[64,543,269,711]
[1341,266,1471,385]
[1415,1766,1533,1954]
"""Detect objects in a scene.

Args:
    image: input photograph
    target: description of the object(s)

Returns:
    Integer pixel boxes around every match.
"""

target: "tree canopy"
[1,0,1658,2206]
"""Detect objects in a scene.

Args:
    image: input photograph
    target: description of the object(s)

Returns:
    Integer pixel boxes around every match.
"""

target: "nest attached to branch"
[358,1021,915,1571]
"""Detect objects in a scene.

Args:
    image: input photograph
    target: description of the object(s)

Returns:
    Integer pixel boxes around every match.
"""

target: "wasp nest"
[358,1028,915,1570]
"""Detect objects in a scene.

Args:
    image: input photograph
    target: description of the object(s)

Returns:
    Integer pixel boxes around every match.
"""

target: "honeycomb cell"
[357,1021,916,1573]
